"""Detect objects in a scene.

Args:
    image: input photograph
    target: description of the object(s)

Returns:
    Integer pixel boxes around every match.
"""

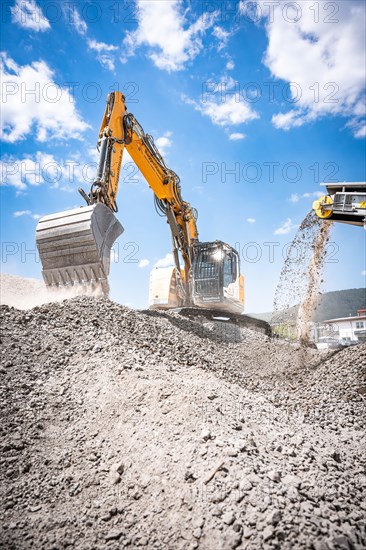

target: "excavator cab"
[191,241,244,314]
[148,241,244,314]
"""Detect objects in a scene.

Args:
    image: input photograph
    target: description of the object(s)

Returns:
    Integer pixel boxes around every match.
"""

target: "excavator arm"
[80,92,198,301]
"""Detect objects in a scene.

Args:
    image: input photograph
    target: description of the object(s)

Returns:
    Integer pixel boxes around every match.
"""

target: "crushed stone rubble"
[0,296,365,550]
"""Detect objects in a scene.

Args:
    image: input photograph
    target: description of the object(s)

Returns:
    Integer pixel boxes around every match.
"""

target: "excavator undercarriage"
[172,307,271,337]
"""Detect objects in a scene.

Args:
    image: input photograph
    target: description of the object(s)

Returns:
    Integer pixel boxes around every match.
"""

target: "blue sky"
[1,0,365,312]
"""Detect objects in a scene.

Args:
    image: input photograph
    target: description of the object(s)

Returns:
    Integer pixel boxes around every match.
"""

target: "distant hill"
[249,288,366,324]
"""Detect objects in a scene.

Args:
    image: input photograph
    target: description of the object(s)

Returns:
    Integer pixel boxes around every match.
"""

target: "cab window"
[223,253,237,286]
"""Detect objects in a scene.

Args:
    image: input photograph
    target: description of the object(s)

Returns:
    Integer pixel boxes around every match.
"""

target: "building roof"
[324,315,366,324]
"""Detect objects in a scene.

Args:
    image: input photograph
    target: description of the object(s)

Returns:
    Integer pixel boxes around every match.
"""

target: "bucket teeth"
[36,204,124,295]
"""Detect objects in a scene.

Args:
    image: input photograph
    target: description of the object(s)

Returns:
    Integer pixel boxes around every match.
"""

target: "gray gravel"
[0,296,365,549]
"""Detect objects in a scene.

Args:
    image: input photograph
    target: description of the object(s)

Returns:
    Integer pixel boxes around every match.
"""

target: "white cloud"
[121,149,133,164]
[154,253,174,268]
[11,0,50,32]
[243,0,366,137]
[302,191,323,199]
[289,191,323,203]
[289,194,300,203]
[218,75,237,89]
[87,40,118,72]
[0,53,89,143]
[123,0,217,71]
[88,147,100,164]
[272,111,308,131]
[155,136,171,149]
[246,218,256,223]
[1,151,57,190]
[184,74,259,130]
[119,149,143,186]
[184,94,259,128]
[155,131,172,156]
[13,210,41,220]
[87,40,118,53]
[229,132,246,140]
[213,26,231,51]
[213,26,229,42]
[138,259,150,268]
[362,270,366,276]
[64,10,116,70]
[1,158,26,190]
[68,7,87,36]
[351,122,366,139]
[1,151,90,192]
[13,210,31,217]
[65,13,116,70]
[274,218,296,235]
[97,54,116,72]
[226,60,235,70]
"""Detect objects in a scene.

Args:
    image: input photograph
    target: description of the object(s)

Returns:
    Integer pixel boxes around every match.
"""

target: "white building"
[323,309,366,343]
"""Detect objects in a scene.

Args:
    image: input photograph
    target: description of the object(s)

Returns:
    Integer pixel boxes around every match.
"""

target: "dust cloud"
[0,273,106,310]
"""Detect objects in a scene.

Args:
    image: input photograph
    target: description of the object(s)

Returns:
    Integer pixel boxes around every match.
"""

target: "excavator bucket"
[36,204,123,295]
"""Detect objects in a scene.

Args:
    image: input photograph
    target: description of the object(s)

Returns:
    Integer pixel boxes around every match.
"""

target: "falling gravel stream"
[273,211,333,344]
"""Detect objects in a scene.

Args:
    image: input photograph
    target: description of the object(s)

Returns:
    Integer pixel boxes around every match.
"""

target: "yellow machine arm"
[80,92,198,297]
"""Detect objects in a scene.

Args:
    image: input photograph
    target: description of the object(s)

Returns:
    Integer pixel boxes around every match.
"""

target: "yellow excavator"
[36,92,266,332]
[313,183,366,228]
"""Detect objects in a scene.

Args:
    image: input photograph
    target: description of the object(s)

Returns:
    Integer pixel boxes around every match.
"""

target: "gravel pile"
[0,297,365,550]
